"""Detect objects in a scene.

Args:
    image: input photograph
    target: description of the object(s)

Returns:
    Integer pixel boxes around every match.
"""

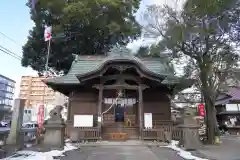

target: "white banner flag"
[44,26,52,41]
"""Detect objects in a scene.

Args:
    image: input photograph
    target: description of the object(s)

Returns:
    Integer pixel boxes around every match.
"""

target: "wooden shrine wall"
[143,89,171,122]
[67,88,171,127]
[69,91,98,121]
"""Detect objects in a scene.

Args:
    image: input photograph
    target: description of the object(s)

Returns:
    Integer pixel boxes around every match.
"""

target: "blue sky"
[0,0,37,97]
[0,0,177,98]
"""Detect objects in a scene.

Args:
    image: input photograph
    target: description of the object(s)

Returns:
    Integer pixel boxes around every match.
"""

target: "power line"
[0,30,84,61]
[0,31,23,61]
[0,31,23,47]
[0,48,22,60]
[0,45,22,61]
[0,45,22,58]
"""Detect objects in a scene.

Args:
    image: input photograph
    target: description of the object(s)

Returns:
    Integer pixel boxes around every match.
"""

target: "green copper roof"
[46,54,175,85]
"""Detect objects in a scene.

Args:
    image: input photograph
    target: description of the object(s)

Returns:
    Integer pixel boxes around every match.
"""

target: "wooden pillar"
[67,101,71,121]
[67,92,72,121]
[67,92,74,122]
[138,86,143,139]
[98,85,103,139]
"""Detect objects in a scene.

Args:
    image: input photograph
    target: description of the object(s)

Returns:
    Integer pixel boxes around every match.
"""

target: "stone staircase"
[102,122,139,140]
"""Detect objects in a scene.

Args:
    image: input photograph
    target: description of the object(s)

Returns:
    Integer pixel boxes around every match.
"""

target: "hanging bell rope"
[101,89,123,115]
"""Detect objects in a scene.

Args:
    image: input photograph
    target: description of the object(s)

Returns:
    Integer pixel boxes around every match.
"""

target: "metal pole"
[45,39,51,73]
[36,39,51,141]
[42,39,51,103]
[39,40,51,125]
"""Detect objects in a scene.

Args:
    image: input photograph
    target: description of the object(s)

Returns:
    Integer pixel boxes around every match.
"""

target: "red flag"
[44,26,52,41]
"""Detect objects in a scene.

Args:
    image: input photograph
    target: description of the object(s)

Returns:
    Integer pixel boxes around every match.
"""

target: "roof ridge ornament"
[108,45,134,57]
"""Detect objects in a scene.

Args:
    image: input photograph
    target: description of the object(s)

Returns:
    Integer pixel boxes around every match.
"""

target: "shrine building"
[44,49,193,140]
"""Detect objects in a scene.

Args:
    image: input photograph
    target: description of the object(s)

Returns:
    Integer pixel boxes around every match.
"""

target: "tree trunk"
[199,64,219,144]
[204,93,219,144]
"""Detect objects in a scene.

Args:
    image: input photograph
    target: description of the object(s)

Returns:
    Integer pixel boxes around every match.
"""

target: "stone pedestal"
[179,124,201,150]
[43,119,65,148]
[178,107,201,151]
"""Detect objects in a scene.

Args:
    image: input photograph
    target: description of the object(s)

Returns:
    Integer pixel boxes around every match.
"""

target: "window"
[226,104,240,111]
[6,86,13,93]
[7,81,15,87]
[4,93,13,99]
[0,99,11,105]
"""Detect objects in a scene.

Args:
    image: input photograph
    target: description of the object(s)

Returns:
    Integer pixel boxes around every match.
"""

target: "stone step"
[102,125,139,140]
[102,133,139,140]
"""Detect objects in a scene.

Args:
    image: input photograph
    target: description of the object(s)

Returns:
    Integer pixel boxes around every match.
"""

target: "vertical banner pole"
[39,39,51,128]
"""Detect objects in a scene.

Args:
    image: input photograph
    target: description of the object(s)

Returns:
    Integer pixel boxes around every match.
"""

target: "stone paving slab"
[60,145,185,160]
[149,146,186,160]
[191,136,240,160]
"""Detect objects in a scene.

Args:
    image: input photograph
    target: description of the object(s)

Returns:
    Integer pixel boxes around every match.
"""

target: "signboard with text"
[144,113,153,129]
[37,104,45,128]
[198,103,205,117]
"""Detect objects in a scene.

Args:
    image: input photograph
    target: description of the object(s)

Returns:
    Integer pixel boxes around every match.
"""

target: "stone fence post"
[6,99,25,148]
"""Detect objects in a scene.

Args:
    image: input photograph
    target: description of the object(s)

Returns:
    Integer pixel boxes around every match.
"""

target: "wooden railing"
[142,120,182,141]
[71,127,100,141]
[142,128,162,140]
[67,120,182,141]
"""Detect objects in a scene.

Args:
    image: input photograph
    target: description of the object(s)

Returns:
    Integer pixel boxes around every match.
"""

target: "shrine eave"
[44,55,195,94]
[44,76,194,96]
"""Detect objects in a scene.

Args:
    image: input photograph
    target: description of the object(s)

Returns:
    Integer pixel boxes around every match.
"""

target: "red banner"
[37,104,45,128]
[198,103,205,117]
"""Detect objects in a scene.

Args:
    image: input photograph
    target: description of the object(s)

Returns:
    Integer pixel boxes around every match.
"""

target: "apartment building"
[19,76,67,108]
[0,74,15,120]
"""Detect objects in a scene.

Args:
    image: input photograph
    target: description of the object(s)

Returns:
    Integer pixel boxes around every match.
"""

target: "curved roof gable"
[76,55,173,78]
[46,55,174,84]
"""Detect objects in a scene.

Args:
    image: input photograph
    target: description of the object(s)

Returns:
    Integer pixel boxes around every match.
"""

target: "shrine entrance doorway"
[101,89,140,140]
[92,65,147,140]
[115,104,125,122]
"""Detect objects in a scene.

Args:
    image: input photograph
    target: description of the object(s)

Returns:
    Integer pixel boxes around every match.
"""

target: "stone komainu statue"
[49,105,63,120]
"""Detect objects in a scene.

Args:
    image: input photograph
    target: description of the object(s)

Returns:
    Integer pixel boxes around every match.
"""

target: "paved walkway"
[60,145,185,160]
[193,136,240,160]
[60,136,240,160]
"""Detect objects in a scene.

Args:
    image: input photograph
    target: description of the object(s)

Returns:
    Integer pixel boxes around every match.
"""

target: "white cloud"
[127,38,157,53]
